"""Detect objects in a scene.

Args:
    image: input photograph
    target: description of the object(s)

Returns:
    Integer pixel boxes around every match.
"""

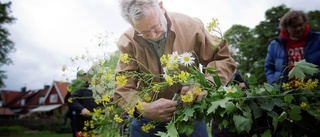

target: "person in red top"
[264,10,320,85]
[280,12,310,71]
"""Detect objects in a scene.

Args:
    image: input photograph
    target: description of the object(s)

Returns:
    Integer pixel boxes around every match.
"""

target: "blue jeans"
[130,118,208,137]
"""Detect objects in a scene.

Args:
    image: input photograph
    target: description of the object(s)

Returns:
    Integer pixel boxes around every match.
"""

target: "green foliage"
[308,10,320,32]
[288,60,319,79]
[0,1,16,88]
[67,78,86,94]
[104,50,120,70]
[155,59,320,137]
[0,125,27,132]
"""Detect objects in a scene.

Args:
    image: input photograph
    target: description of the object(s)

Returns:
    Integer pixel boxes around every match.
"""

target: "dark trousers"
[130,118,208,137]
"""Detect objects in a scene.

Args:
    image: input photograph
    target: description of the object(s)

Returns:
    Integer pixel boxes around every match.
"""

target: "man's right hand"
[138,98,177,122]
[80,108,91,117]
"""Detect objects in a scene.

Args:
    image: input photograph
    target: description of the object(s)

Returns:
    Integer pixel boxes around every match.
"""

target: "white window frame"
[39,97,45,104]
[50,94,58,103]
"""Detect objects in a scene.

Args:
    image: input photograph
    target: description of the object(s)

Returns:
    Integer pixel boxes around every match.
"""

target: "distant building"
[0,81,69,119]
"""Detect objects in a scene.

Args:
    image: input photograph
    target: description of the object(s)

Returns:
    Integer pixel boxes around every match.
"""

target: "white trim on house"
[29,104,62,112]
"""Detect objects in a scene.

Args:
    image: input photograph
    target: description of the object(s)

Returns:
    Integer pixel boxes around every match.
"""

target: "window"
[39,97,45,104]
[21,99,25,106]
[50,94,58,103]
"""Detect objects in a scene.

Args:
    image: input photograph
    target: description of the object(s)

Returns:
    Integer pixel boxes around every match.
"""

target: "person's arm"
[68,89,86,115]
[113,33,141,110]
[200,28,236,85]
[264,42,276,84]
[181,25,236,105]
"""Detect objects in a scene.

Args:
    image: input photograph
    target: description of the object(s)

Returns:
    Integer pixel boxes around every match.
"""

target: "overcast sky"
[1,0,320,91]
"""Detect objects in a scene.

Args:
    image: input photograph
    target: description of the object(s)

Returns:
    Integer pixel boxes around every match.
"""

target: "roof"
[26,86,50,106]
[29,104,62,112]
[0,107,16,115]
[44,81,69,104]
[0,90,20,105]
[55,81,69,103]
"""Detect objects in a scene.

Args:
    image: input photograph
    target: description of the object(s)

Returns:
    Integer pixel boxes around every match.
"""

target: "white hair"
[119,0,160,24]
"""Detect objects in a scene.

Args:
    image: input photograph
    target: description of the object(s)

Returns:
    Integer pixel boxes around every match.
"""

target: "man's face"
[133,8,166,42]
[286,16,306,38]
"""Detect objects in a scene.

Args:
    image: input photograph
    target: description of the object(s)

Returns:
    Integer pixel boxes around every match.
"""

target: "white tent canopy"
[30,104,62,112]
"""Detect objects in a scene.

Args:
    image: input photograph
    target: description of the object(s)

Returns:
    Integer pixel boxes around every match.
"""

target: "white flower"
[223,86,236,93]
[170,51,179,63]
[162,67,168,75]
[199,64,203,74]
[178,52,195,66]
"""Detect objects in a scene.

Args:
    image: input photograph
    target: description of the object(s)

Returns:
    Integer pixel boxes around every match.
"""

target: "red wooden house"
[0,81,70,119]
[29,81,69,117]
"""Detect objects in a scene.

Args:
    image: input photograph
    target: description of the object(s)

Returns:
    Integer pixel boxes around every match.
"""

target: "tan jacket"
[114,12,236,109]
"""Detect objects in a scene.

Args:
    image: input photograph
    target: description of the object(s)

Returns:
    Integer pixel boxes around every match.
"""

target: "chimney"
[44,85,50,89]
[21,86,26,92]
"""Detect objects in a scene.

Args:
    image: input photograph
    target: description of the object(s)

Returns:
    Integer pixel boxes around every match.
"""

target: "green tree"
[104,50,119,70]
[308,10,320,31]
[0,1,16,88]
[224,4,320,84]
[223,25,256,79]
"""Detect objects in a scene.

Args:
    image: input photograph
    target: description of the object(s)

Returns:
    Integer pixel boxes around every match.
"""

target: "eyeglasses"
[136,11,164,37]
[136,22,163,37]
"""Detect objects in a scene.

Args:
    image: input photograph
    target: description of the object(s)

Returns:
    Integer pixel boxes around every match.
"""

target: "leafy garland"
[155,57,320,137]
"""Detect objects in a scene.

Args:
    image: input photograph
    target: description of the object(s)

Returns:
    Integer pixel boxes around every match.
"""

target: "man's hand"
[138,98,177,122]
[180,85,207,107]
[80,108,91,117]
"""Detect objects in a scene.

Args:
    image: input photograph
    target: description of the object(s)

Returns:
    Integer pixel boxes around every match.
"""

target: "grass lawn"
[4,133,71,137]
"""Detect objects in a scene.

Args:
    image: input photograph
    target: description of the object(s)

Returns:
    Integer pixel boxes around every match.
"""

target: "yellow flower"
[78,131,86,137]
[126,107,135,116]
[178,71,190,84]
[152,83,160,93]
[136,100,145,111]
[167,61,179,70]
[282,83,290,90]
[106,106,114,111]
[93,108,102,118]
[300,102,308,108]
[160,54,169,65]
[294,79,304,88]
[120,53,129,64]
[143,94,151,102]
[104,73,113,81]
[91,78,96,85]
[194,85,202,96]
[181,91,193,103]
[95,99,101,105]
[116,75,127,86]
[165,76,174,86]
[114,114,123,123]
[67,86,71,92]
[207,18,220,32]
[68,98,73,103]
[101,94,111,102]
[141,122,155,133]
[304,79,318,90]
[90,120,95,129]
[84,120,90,130]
